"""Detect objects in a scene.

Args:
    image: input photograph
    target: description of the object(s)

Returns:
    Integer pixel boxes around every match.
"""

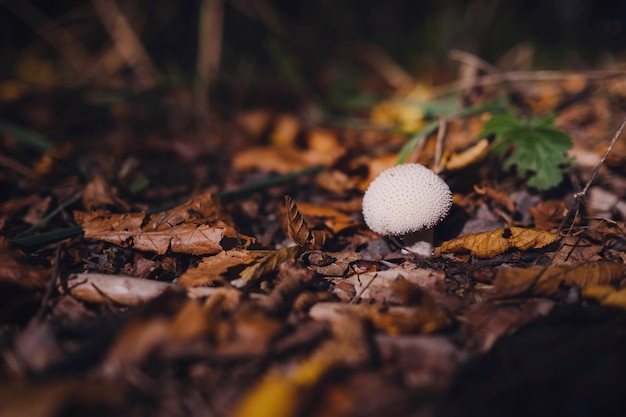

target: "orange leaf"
[435,227,559,258]
[494,262,626,297]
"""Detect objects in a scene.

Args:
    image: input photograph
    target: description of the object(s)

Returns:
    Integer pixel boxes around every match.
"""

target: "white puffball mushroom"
[362,163,452,256]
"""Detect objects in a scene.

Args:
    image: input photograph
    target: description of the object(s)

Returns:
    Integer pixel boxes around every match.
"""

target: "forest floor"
[3,37,626,417]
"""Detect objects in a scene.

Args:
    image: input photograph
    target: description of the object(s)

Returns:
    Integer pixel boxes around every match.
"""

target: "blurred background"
[2,0,626,92]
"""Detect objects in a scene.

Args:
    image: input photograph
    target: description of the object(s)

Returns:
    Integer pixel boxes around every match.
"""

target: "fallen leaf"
[82,174,129,211]
[473,183,517,213]
[297,202,360,234]
[494,262,626,297]
[435,226,559,258]
[74,193,253,255]
[64,273,226,305]
[582,285,626,309]
[529,200,568,229]
[179,250,263,287]
[441,139,490,171]
[285,195,327,250]
[239,246,302,283]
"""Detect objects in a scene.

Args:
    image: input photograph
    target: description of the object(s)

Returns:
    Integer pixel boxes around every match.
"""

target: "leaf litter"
[3,30,626,417]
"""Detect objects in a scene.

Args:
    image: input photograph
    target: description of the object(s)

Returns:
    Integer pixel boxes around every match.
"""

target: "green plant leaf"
[481,111,573,190]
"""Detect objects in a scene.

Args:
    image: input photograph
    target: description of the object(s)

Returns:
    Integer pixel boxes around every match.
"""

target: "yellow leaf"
[494,262,626,297]
[435,227,559,258]
[441,139,490,171]
[284,195,326,250]
[583,285,626,309]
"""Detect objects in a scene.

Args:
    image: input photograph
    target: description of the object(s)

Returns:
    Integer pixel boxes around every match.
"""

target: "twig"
[434,115,447,174]
[448,49,500,74]
[349,273,378,304]
[574,115,626,200]
[432,69,626,99]
[2,0,89,74]
[558,114,626,239]
[91,0,157,88]
[35,242,63,321]
[196,0,223,89]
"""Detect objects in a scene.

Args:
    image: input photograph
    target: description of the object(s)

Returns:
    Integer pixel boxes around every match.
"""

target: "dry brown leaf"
[529,200,568,230]
[494,262,626,297]
[22,195,52,225]
[284,195,327,250]
[582,285,626,309]
[239,246,302,283]
[441,138,490,171]
[179,250,263,287]
[82,175,130,211]
[74,193,252,255]
[435,227,559,258]
[297,202,360,234]
[473,183,517,213]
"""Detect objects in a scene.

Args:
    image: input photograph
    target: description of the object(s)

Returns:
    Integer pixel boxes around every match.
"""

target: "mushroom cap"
[362,163,452,236]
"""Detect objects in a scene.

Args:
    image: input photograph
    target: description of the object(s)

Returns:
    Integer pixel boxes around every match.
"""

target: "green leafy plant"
[481,111,573,190]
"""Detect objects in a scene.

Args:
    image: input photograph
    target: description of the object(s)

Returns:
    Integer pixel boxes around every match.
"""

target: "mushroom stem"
[401,228,434,256]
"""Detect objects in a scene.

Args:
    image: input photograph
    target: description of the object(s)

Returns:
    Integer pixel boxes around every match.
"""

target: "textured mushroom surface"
[362,164,452,235]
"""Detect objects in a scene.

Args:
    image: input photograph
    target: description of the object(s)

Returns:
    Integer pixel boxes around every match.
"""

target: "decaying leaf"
[74,193,253,255]
[284,195,327,250]
[435,226,559,258]
[63,273,225,305]
[296,202,360,234]
[494,262,626,297]
[473,183,517,213]
[529,200,568,230]
[239,246,302,283]
[582,285,626,309]
[82,174,130,211]
[178,250,264,287]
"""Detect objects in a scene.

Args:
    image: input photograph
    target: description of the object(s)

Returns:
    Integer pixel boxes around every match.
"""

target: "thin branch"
[91,0,157,88]
[574,115,626,200]
[2,0,89,74]
[432,69,626,98]
[448,49,500,74]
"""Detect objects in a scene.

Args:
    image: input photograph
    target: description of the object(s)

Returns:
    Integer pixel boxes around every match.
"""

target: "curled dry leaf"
[494,262,626,297]
[435,226,559,258]
[74,193,253,255]
[284,195,327,250]
[441,138,490,171]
